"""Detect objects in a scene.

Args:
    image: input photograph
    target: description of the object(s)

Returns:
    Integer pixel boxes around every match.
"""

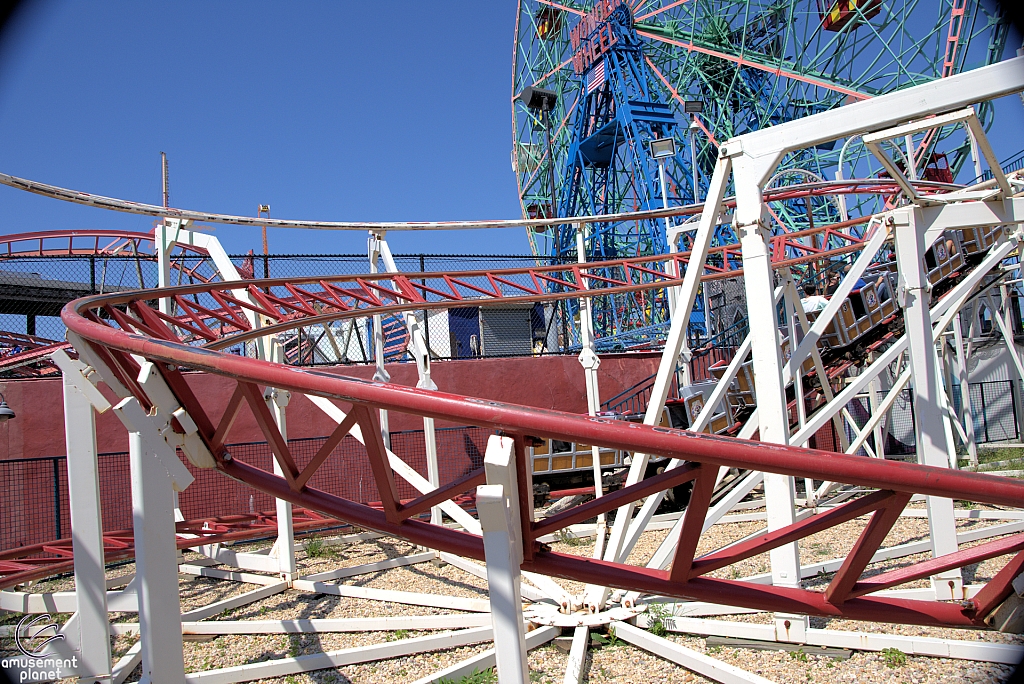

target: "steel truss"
[1,56,1023,684]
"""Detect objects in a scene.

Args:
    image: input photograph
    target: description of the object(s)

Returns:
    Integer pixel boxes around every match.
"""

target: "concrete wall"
[0,353,661,460]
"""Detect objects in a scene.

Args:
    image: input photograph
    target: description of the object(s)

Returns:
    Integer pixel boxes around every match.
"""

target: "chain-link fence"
[0,252,592,365]
[0,425,494,552]
[824,379,1020,458]
[0,250,750,372]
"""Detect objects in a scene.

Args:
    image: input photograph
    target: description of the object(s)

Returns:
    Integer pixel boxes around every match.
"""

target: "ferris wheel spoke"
[637,30,871,101]
[643,55,720,147]
[635,0,691,22]
[533,57,573,88]
[535,0,584,17]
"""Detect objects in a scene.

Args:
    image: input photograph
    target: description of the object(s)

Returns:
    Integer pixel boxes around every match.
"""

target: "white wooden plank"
[184,627,494,684]
[611,621,776,684]
[291,578,490,612]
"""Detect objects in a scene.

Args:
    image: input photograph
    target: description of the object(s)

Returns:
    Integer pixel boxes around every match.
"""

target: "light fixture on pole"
[683,100,704,204]
[648,135,677,223]
[258,204,271,279]
[0,392,15,422]
[517,86,558,220]
[649,136,678,314]
[688,119,701,203]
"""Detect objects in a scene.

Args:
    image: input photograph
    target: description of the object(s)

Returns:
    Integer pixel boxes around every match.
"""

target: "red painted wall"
[0,353,660,460]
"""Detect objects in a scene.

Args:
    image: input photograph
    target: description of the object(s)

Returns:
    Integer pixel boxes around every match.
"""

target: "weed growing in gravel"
[646,602,672,637]
[302,534,333,558]
[882,647,908,668]
[957,499,977,509]
[387,629,410,641]
[439,668,497,684]
[555,528,584,546]
[790,649,809,662]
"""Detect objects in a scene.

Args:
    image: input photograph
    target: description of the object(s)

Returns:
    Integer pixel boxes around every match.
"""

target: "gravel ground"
[2,501,1022,684]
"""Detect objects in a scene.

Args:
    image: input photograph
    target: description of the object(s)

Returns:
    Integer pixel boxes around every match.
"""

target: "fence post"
[52,457,61,539]
[979,383,989,443]
[1012,380,1021,441]
[420,255,432,357]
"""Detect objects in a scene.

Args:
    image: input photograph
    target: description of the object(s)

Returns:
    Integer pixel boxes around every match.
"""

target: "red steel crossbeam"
[0,509,346,590]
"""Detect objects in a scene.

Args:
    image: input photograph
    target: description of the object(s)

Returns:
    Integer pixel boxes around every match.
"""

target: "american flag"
[587,60,606,95]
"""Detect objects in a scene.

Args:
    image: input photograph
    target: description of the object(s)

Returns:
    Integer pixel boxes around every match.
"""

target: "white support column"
[575,223,607,560]
[377,236,442,528]
[266,383,296,581]
[479,435,529,683]
[563,625,589,684]
[56,352,112,682]
[893,207,962,599]
[154,219,177,316]
[868,351,886,460]
[115,398,193,684]
[368,230,392,449]
[953,312,978,466]
[731,150,805,642]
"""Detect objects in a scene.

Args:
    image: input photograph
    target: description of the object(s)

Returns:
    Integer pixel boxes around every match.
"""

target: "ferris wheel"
[512,0,1011,265]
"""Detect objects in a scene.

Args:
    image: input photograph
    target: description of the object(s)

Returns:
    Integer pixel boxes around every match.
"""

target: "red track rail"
[0,508,344,589]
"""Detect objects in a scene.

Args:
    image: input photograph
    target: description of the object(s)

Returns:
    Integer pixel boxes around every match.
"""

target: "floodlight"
[649,137,677,160]
[517,86,557,112]
[683,100,704,114]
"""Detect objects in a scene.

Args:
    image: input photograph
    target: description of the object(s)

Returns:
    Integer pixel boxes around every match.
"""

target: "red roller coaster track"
[52,245,1024,630]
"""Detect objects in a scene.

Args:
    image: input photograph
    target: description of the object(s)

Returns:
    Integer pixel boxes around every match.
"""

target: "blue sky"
[0,2,1021,257]
[0,1,530,255]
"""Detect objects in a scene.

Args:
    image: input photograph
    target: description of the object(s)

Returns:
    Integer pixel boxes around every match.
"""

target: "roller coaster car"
[922,152,955,185]
[666,380,732,436]
[711,357,756,418]
[534,7,564,40]
[924,230,965,287]
[530,435,622,481]
[959,224,1004,262]
[529,411,626,501]
[809,272,898,351]
[819,0,882,32]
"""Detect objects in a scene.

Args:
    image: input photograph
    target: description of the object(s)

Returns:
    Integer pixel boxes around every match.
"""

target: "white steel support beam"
[264,378,296,581]
[184,627,495,684]
[724,56,1024,168]
[410,626,559,684]
[576,223,608,568]
[732,150,805,641]
[790,234,1017,448]
[479,436,529,683]
[155,219,270,360]
[367,231,392,450]
[116,399,192,684]
[376,236,443,527]
[661,617,1024,664]
[611,621,774,684]
[53,350,113,682]
[893,207,962,598]
[562,625,589,684]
